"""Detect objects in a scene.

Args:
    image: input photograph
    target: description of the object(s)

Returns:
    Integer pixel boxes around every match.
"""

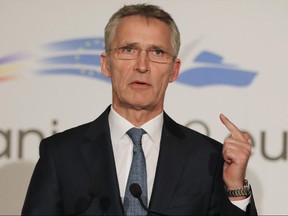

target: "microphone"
[69,184,98,215]
[129,183,168,216]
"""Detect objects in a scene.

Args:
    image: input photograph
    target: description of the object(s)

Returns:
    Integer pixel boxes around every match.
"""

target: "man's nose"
[135,50,149,73]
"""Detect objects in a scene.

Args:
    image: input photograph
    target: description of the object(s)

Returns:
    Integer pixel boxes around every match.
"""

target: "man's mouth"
[130,80,151,87]
[135,81,146,85]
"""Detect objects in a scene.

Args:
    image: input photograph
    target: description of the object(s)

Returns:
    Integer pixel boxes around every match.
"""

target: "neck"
[112,104,163,127]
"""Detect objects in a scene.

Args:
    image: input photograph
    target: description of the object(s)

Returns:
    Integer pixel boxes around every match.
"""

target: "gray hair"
[104,4,181,57]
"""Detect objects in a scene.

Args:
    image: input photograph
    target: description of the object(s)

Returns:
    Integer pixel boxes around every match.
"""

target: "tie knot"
[127,127,146,146]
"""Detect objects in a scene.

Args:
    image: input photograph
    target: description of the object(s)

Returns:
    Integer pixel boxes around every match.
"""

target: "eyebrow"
[119,42,168,50]
[119,42,138,48]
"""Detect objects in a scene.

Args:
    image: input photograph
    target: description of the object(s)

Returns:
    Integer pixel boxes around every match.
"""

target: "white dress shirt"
[108,106,249,211]
[108,106,162,203]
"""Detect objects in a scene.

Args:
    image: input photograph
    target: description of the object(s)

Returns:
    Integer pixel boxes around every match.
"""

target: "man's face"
[101,15,181,113]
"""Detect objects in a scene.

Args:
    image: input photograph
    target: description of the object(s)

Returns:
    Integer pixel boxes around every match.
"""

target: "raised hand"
[220,114,252,195]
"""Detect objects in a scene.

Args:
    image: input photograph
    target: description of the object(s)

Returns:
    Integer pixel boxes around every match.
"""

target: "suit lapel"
[80,106,124,215]
[149,112,193,212]
[78,108,195,214]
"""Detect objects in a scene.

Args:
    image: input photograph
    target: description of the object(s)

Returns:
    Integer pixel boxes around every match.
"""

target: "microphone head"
[129,183,142,198]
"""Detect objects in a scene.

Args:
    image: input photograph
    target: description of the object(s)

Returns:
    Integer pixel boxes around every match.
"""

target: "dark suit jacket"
[22,106,257,215]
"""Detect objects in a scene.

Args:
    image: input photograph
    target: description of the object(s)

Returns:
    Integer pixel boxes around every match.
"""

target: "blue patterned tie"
[124,128,147,215]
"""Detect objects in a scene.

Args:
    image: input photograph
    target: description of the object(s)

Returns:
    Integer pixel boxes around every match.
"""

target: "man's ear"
[101,52,111,78]
[169,58,181,83]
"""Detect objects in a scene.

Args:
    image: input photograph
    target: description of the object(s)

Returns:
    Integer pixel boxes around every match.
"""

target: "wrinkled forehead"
[111,15,173,49]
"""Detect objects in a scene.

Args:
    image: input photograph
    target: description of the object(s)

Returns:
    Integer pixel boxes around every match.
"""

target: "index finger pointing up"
[220,113,246,141]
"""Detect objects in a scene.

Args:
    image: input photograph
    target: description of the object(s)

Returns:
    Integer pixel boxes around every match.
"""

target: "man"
[22,4,257,215]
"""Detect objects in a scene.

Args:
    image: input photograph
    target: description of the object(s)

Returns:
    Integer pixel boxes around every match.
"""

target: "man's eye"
[121,47,134,53]
[153,49,165,56]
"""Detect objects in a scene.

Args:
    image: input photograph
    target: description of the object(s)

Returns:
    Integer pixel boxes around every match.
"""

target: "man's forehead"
[112,16,172,49]
[116,15,170,31]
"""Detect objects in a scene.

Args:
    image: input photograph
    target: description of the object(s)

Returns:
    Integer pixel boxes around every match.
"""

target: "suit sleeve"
[22,139,62,215]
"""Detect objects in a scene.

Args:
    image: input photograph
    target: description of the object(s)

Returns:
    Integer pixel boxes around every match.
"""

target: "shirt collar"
[108,106,163,143]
